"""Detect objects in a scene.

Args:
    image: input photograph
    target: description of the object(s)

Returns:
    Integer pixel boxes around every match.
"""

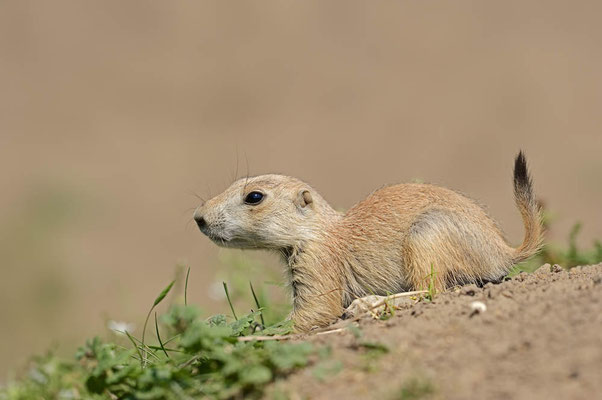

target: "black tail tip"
[513,151,532,191]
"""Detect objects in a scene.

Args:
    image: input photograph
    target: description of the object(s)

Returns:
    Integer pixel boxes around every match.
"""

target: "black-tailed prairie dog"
[194,152,543,331]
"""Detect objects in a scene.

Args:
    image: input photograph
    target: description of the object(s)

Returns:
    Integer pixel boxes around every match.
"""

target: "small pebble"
[470,301,487,313]
[551,264,563,273]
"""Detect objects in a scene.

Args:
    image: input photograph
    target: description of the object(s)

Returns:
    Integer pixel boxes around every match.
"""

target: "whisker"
[243,152,250,193]
[187,190,206,203]
[181,207,198,217]
[204,183,213,200]
[234,144,240,182]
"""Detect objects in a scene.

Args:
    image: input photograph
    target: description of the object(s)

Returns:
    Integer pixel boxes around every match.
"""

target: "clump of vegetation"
[346,325,389,373]
[214,251,291,327]
[393,377,436,400]
[0,272,312,400]
[512,222,602,274]
[424,264,437,302]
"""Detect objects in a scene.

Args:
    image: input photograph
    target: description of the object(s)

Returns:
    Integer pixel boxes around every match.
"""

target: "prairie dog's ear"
[295,189,313,209]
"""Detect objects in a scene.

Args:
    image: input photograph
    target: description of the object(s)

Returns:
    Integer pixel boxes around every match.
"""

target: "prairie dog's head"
[193,175,338,250]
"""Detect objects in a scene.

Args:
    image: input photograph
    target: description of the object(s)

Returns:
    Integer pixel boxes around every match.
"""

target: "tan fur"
[193,154,543,331]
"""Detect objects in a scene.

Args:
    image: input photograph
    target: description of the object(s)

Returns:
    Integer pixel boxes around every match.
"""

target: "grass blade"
[249,281,265,327]
[163,334,181,346]
[153,280,176,307]
[184,266,191,306]
[154,312,170,359]
[428,264,437,301]
[142,280,175,367]
[222,282,238,321]
[125,331,144,368]
[147,345,185,353]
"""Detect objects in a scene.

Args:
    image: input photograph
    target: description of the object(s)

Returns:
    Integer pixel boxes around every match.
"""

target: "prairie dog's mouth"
[205,231,259,249]
[195,219,252,249]
[207,232,229,243]
[199,227,239,247]
[198,227,229,243]
[208,234,248,249]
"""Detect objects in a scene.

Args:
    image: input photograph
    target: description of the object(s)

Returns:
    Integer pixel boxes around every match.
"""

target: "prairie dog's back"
[343,183,505,241]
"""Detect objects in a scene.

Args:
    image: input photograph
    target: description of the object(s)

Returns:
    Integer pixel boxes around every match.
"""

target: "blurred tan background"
[1,0,601,376]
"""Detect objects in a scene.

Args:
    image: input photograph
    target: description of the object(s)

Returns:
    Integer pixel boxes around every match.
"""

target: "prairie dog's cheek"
[227,213,249,234]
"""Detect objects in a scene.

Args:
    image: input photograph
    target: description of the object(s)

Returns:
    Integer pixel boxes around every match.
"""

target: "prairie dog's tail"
[512,151,544,262]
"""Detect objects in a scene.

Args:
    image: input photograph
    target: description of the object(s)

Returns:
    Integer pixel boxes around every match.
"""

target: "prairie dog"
[193,152,543,331]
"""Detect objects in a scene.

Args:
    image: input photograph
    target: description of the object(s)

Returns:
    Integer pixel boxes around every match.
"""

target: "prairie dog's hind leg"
[403,209,513,291]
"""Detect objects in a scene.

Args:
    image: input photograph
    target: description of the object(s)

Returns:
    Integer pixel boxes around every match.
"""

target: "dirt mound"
[272,263,602,399]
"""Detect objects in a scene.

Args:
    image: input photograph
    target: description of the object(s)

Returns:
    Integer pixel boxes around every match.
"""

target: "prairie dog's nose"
[193,210,207,229]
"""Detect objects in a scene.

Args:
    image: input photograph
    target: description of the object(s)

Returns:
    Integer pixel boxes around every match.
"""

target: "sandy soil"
[270,263,602,400]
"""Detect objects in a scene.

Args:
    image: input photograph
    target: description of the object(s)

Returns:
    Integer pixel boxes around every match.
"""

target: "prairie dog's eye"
[244,191,264,205]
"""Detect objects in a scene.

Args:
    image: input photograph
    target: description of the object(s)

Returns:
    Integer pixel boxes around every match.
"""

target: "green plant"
[394,377,435,400]
[426,264,437,301]
[418,264,437,302]
[141,280,175,366]
[377,292,397,320]
[215,251,291,326]
[510,222,602,275]
[0,272,312,400]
